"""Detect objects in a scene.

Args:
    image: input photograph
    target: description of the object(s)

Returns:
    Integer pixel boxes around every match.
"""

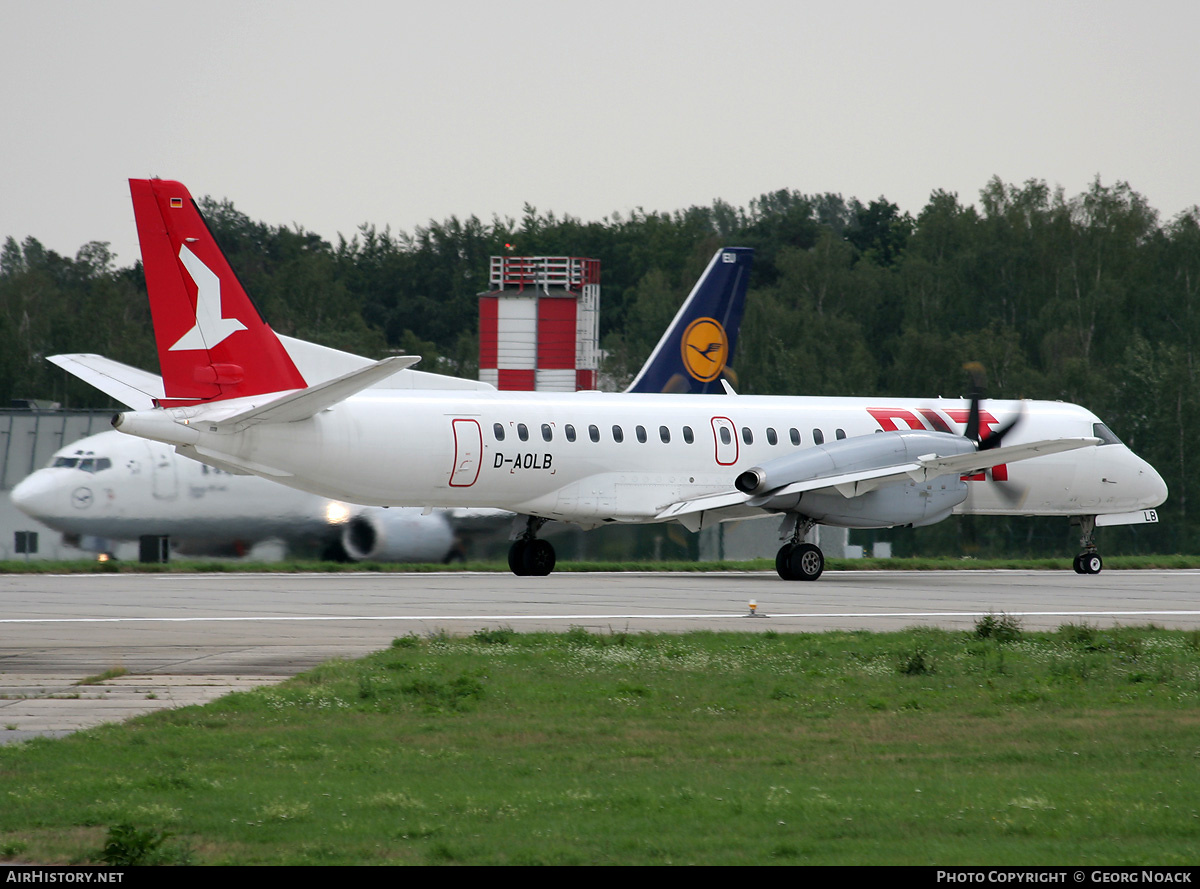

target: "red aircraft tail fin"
[129,178,306,405]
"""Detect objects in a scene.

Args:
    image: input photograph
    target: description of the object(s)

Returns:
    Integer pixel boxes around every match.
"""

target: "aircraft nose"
[1136,455,1168,508]
[10,471,62,519]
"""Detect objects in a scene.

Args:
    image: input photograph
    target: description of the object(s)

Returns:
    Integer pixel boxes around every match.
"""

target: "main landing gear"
[776,514,824,581]
[1072,516,1103,575]
[508,515,556,577]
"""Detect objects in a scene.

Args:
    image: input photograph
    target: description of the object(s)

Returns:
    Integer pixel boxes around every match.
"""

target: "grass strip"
[1,623,1198,865]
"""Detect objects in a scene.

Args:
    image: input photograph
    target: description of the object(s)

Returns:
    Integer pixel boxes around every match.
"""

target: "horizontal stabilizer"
[214,354,420,430]
[47,354,164,410]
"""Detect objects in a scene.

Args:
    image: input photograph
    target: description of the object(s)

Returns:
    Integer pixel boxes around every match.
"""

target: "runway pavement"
[2,568,1197,741]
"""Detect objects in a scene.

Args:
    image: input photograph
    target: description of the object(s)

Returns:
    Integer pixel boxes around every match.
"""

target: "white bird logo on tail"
[169,245,247,351]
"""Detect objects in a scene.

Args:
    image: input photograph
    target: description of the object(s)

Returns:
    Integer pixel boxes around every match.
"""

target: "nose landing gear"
[1071,516,1103,575]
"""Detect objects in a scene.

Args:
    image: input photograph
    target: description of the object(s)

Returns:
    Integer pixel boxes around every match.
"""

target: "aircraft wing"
[657,436,1100,521]
[47,354,165,410]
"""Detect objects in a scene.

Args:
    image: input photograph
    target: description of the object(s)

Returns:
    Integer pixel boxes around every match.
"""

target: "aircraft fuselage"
[116,389,1166,528]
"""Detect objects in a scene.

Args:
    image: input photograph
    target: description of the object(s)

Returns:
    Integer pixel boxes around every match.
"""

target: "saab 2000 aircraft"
[17,232,753,560]
[54,179,1167,581]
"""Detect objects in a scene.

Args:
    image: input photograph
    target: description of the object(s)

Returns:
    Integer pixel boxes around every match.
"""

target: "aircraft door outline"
[711,417,738,466]
[449,418,483,487]
[150,442,178,500]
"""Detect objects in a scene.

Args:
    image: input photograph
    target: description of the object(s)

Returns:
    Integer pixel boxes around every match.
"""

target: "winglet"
[626,247,752,394]
[130,178,307,405]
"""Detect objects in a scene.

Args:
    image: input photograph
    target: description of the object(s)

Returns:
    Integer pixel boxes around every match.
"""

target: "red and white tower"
[478,256,600,391]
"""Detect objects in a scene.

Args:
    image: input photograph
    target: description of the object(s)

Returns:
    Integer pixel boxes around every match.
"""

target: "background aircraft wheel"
[508,540,529,576]
[1081,552,1103,575]
[521,539,556,576]
[1072,554,1085,574]
[787,543,824,581]
[775,543,796,580]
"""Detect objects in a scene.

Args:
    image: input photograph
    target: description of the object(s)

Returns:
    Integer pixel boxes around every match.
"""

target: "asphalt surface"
[2,568,1198,741]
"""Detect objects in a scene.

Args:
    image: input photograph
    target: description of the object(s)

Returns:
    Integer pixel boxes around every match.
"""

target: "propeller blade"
[979,403,1026,451]
[962,362,986,443]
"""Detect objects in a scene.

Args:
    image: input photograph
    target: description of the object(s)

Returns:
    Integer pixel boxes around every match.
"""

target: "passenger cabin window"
[683,426,694,444]
[742,427,753,445]
[517,423,529,442]
[790,428,801,446]
[589,424,600,442]
[835,428,846,440]
[612,425,624,443]
[493,423,505,441]
[659,425,671,443]
[542,424,553,442]
[766,428,778,445]
[719,426,731,445]
[636,425,647,443]
[565,424,576,442]
[812,429,825,445]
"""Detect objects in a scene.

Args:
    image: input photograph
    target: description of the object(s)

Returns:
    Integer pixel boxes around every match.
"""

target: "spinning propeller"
[961,362,1026,504]
[963,362,1023,451]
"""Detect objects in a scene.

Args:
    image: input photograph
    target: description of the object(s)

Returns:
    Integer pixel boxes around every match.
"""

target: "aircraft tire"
[787,543,824,581]
[508,540,529,576]
[1081,552,1103,575]
[522,539,556,576]
[1072,554,1085,574]
[775,543,796,580]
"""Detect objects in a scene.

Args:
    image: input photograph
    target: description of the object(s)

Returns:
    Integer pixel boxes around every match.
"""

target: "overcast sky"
[3,0,1197,267]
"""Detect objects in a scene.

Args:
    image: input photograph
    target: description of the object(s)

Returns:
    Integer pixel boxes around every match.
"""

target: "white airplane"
[53,179,1167,580]
[15,221,755,562]
[10,431,457,561]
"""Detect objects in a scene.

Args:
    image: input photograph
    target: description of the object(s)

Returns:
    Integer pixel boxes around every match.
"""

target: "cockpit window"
[1093,423,1123,446]
[50,456,111,472]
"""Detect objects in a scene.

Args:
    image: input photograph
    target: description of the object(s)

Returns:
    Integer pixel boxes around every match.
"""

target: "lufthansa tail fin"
[130,178,307,406]
[625,247,752,394]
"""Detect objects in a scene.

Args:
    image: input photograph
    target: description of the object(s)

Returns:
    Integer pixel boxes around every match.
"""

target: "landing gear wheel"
[1080,552,1102,575]
[521,539,556,576]
[775,543,795,579]
[786,543,824,581]
[508,540,529,576]
[1072,554,1085,574]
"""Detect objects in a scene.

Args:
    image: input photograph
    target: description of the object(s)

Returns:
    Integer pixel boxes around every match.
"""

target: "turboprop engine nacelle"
[735,430,976,528]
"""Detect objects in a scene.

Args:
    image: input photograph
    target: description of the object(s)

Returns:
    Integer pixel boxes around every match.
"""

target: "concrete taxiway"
[1,569,1197,741]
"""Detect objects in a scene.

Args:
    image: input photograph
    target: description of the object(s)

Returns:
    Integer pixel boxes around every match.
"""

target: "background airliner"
[55,179,1167,580]
[11,431,457,561]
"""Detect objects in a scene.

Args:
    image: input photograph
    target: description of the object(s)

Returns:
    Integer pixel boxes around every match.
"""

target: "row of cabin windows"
[492,422,847,446]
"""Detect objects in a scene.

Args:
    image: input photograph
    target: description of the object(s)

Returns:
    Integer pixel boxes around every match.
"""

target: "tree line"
[2,175,1194,555]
